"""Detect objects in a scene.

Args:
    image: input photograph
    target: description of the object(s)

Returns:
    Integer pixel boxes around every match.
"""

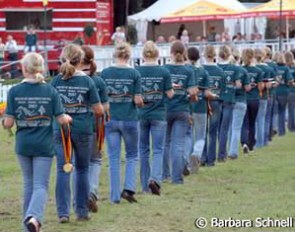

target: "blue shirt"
[5,81,64,157]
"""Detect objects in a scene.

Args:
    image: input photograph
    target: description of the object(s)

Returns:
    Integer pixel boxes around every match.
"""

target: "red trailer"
[0,0,114,73]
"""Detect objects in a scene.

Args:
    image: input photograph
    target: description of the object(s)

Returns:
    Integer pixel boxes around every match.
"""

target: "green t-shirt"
[92,74,108,132]
[276,64,292,96]
[257,64,272,100]
[235,66,250,102]
[101,66,141,121]
[188,65,209,114]
[51,72,101,134]
[164,64,196,113]
[5,81,64,157]
[288,66,295,93]
[266,62,278,96]
[203,64,226,99]
[243,66,263,100]
[218,63,240,103]
[135,65,172,120]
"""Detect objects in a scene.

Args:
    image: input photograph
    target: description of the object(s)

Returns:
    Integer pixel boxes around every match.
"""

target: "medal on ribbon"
[61,124,73,173]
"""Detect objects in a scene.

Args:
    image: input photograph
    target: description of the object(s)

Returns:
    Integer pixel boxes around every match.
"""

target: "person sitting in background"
[233,33,243,43]
[177,24,186,40]
[5,35,18,77]
[156,36,166,44]
[72,33,85,46]
[180,29,189,45]
[195,36,202,43]
[24,28,37,53]
[111,27,126,45]
[215,34,222,43]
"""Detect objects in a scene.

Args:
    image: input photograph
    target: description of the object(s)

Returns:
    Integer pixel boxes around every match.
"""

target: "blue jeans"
[18,155,52,226]
[203,101,222,165]
[229,102,247,157]
[89,133,102,200]
[241,99,260,150]
[139,120,167,192]
[277,95,288,136]
[192,113,207,159]
[272,98,279,132]
[264,96,274,145]
[105,120,139,203]
[218,102,234,160]
[163,112,189,184]
[288,92,295,132]
[255,99,267,148]
[55,133,92,218]
[184,122,193,166]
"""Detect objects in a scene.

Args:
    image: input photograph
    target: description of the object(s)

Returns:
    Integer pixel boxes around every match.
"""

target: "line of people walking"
[3,40,295,232]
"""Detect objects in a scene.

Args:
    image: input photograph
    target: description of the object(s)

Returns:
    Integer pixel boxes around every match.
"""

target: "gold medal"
[63,163,73,173]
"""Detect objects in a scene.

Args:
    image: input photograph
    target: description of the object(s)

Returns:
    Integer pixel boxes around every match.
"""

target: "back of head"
[22,52,45,83]
[113,42,131,61]
[232,47,240,61]
[219,45,231,61]
[187,47,200,64]
[170,40,186,63]
[81,45,97,76]
[60,43,84,80]
[254,48,265,63]
[264,47,272,59]
[204,45,216,60]
[285,51,294,66]
[142,41,159,61]
[242,48,254,66]
[273,51,285,65]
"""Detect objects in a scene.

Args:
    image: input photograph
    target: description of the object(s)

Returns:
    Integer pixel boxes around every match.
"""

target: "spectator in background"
[208,26,216,42]
[156,36,166,44]
[222,28,231,42]
[73,33,85,46]
[168,35,176,43]
[111,26,126,45]
[195,36,202,43]
[5,35,18,77]
[24,28,38,53]
[177,24,186,40]
[233,33,243,43]
[0,37,4,72]
[215,34,222,43]
[180,29,190,45]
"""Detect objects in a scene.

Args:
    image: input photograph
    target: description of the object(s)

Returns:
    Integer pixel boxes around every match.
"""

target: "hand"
[64,114,72,124]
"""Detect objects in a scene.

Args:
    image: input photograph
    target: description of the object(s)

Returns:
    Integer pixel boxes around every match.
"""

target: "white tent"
[128,0,267,42]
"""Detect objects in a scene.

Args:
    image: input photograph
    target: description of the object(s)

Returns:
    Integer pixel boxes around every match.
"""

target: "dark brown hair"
[170,40,186,63]
[81,45,97,76]
[187,47,200,64]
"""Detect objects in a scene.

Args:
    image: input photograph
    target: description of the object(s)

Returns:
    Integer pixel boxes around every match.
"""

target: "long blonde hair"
[21,52,45,83]
[285,51,295,67]
[113,42,131,61]
[219,45,231,61]
[242,48,254,66]
[60,43,84,80]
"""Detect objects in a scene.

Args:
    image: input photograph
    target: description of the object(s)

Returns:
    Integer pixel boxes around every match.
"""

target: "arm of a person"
[89,79,104,116]
[3,89,15,128]
[164,71,174,99]
[133,70,144,107]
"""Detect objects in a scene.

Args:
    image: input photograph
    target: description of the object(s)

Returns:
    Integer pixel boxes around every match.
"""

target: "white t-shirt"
[5,40,18,53]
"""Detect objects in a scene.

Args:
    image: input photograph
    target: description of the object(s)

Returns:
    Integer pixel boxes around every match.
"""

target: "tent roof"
[162,0,240,23]
[242,0,295,17]
[128,0,246,22]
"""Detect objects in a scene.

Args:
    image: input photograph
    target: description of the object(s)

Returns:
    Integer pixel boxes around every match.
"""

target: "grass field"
[0,127,295,232]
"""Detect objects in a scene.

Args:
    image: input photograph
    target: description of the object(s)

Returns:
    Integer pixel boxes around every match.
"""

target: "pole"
[44,5,49,76]
[279,0,283,51]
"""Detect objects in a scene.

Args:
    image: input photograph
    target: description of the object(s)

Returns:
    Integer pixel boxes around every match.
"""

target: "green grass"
[0,127,295,232]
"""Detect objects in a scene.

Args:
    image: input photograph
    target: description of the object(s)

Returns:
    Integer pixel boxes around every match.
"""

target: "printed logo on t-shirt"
[224,71,234,88]
[56,86,88,114]
[209,76,221,95]
[171,74,186,95]
[105,78,133,103]
[141,76,163,104]
[14,97,51,127]
[277,70,285,84]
